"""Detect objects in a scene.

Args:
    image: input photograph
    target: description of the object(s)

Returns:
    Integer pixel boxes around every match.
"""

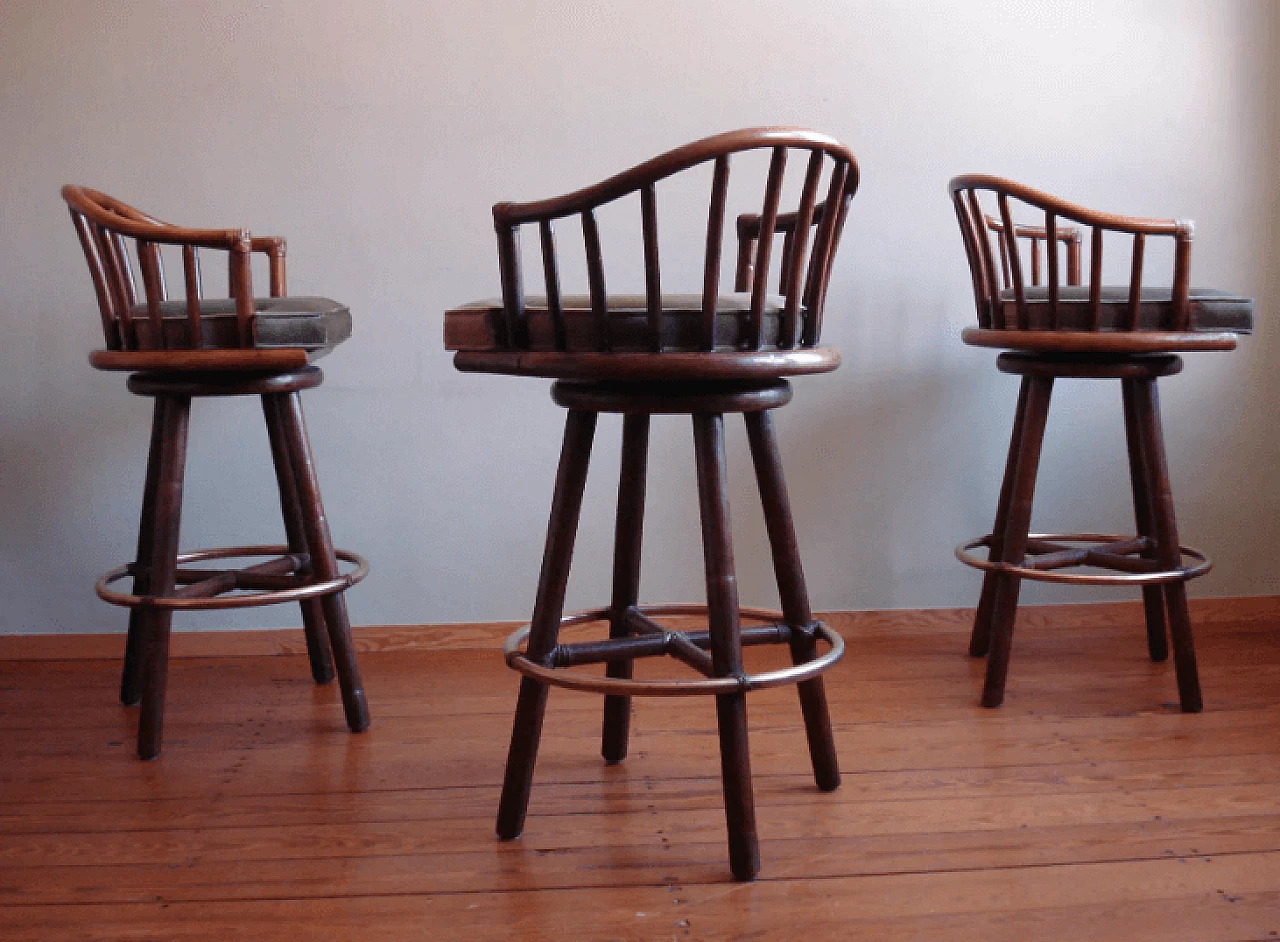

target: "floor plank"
[2,606,1280,939]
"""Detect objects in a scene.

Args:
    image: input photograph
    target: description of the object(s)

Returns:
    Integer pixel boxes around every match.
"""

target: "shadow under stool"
[445,128,859,880]
[949,175,1253,712]
[63,186,370,759]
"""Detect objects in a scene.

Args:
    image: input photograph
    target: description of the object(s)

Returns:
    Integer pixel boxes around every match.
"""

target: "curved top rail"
[61,185,249,249]
[948,174,1190,238]
[497,127,859,225]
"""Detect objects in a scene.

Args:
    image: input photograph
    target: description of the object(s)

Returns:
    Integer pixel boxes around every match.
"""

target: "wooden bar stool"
[445,128,859,880]
[949,176,1253,712]
[63,186,370,759]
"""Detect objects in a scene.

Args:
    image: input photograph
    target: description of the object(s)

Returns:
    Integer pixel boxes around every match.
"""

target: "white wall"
[0,0,1276,633]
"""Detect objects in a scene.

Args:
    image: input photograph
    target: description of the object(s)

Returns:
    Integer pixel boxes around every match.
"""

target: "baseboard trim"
[2,596,1277,661]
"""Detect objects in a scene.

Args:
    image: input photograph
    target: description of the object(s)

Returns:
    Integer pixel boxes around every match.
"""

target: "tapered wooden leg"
[121,397,170,706]
[693,412,759,882]
[137,394,191,759]
[971,376,1032,658]
[744,409,839,792]
[982,376,1053,709]
[1131,379,1202,712]
[1121,378,1169,663]
[497,410,598,840]
[275,392,370,733]
[602,414,649,763]
[263,394,335,685]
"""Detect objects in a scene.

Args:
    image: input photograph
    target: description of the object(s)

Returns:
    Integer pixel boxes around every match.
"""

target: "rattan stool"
[446,129,859,880]
[949,176,1253,712]
[64,186,370,759]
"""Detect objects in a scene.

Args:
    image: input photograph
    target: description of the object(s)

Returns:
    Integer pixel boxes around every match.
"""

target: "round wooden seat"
[551,378,794,414]
[126,365,326,396]
[962,327,1237,354]
[453,346,840,381]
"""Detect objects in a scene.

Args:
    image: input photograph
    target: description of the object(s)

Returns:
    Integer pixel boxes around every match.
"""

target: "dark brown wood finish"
[119,399,171,707]
[461,129,856,881]
[135,394,191,759]
[1121,378,1169,663]
[693,411,759,881]
[601,414,650,763]
[744,410,839,792]
[63,187,369,758]
[262,395,336,685]
[950,176,1248,713]
[273,391,370,732]
[496,410,598,840]
[979,375,1054,709]
[1130,379,1202,712]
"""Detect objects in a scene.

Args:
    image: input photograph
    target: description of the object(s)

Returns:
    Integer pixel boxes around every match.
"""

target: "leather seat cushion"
[128,297,351,357]
[994,286,1253,333]
[444,293,799,352]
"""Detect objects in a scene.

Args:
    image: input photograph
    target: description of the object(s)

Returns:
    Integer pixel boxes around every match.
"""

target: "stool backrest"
[62,186,286,351]
[492,128,859,352]
[950,175,1193,331]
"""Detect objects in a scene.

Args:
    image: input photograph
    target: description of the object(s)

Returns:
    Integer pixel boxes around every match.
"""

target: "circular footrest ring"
[503,604,844,697]
[97,544,369,610]
[955,532,1210,586]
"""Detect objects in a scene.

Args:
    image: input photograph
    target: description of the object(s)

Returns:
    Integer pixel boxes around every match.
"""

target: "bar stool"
[63,186,370,759]
[949,176,1253,712]
[444,128,858,880]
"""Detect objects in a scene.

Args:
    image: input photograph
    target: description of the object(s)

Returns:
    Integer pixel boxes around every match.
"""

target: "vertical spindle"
[539,220,565,351]
[183,246,202,349]
[702,156,730,350]
[640,184,662,352]
[1126,233,1145,330]
[748,147,787,350]
[495,217,524,349]
[781,151,822,348]
[582,209,608,351]
[1045,214,1058,328]
[1088,227,1103,330]
[997,194,1026,329]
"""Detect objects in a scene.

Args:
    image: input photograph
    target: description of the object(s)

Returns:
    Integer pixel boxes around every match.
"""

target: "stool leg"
[693,412,759,882]
[137,394,191,759]
[982,376,1053,709]
[497,410,598,839]
[1131,379,1203,712]
[121,397,170,706]
[744,409,839,792]
[602,413,650,764]
[262,394,336,685]
[275,392,370,733]
[1121,378,1169,663]
[971,376,1032,657]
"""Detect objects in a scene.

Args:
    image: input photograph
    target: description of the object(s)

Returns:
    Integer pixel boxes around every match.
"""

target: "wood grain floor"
[3,602,1280,940]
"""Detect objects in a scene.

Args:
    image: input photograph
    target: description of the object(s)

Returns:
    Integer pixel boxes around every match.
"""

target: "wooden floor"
[3,600,1280,940]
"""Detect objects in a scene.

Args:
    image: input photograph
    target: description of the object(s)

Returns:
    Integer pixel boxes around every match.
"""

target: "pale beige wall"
[0,0,1275,633]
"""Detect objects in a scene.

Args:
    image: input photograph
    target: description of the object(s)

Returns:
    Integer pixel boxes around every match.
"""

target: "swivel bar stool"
[63,186,370,758]
[445,128,858,880]
[949,176,1253,712]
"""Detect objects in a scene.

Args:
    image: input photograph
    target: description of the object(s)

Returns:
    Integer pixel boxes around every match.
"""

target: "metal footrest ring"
[504,604,844,697]
[97,544,369,610]
[955,531,1210,586]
